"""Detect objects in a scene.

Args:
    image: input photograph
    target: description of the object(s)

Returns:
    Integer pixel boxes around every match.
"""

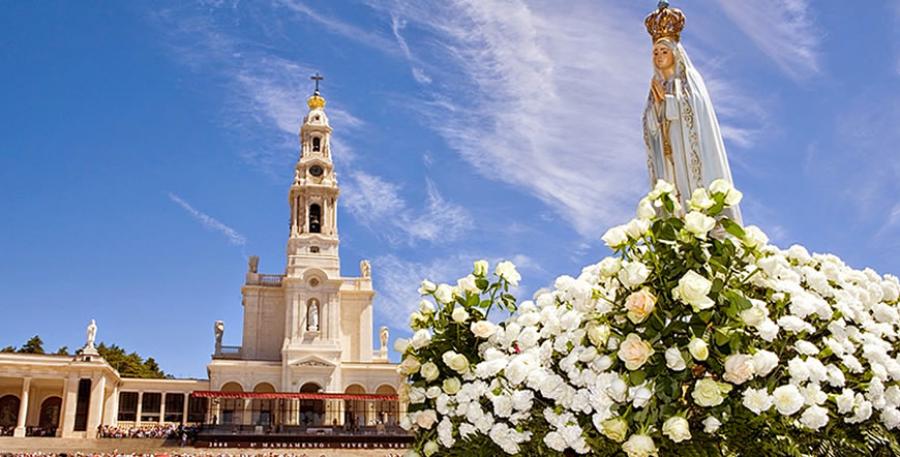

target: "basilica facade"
[0,88,400,439]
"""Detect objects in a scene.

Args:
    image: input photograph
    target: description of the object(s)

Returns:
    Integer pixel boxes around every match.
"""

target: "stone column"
[13,377,30,437]
[60,376,79,438]
[105,386,119,427]
[182,393,190,425]
[159,393,166,424]
[135,391,143,425]
[86,375,106,438]
[57,378,69,437]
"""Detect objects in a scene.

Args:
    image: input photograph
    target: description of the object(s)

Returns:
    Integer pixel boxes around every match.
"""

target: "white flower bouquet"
[398,180,900,457]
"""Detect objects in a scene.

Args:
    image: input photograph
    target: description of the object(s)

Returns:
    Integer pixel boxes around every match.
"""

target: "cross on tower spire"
[310,72,324,94]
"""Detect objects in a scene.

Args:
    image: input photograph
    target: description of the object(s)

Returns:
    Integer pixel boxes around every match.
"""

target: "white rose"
[495,261,521,286]
[673,271,715,311]
[587,323,611,347]
[665,347,687,371]
[637,197,656,220]
[688,338,709,361]
[617,333,655,371]
[772,384,804,416]
[689,188,715,211]
[420,362,440,382]
[418,300,436,314]
[434,284,454,304]
[743,226,769,248]
[415,410,437,429]
[470,320,498,339]
[625,288,657,324]
[442,351,470,374]
[399,356,421,375]
[625,218,651,239]
[418,280,436,295]
[598,257,622,277]
[451,306,470,323]
[742,387,773,415]
[702,416,721,434]
[543,431,566,452]
[751,350,779,377]
[602,225,629,248]
[411,329,432,349]
[600,417,628,442]
[756,319,780,342]
[684,211,716,239]
[650,180,675,198]
[442,377,461,395]
[457,275,479,294]
[800,405,829,430]
[621,433,657,457]
[618,261,651,289]
[662,416,691,443]
[740,302,767,327]
[709,179,742,206]
[423,440,439,456]
[723,354,755,385]
[473,259,489,277]
[693,379,727,407]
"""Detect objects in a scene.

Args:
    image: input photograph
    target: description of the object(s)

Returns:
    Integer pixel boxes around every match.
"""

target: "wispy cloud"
[366,1,654,238]
[168,193,246,246]
[342,172,471,244]
[716,0,821,81]
[275,0,399,56]
[390,14,432,84]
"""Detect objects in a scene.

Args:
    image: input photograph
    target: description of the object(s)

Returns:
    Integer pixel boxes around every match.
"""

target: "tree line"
[1,335,168,379]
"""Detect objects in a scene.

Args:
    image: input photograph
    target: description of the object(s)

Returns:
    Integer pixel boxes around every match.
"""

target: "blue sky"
[1,1,898,379]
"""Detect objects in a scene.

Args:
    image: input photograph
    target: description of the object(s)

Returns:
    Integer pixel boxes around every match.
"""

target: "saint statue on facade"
[379,326,389,352]
[360,259,371,278]
[308,300,320,331]
[86,319,97,349]
[642,1,742,223]
[214,320,224,351]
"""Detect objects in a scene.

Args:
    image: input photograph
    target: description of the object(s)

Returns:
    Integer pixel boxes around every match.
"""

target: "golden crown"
[307,92,326,110]
[645,0,686,42]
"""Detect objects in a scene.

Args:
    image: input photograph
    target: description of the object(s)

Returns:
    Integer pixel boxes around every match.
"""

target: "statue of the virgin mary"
[642,1,742,223]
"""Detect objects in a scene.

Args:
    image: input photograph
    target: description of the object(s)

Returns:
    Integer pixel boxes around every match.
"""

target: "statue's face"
[653,43,675,70]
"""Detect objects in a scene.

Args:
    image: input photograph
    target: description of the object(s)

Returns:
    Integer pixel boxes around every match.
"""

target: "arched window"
[309,204,322,233]
[312,136,321,152]
[39,397,62,431]
[299,383,324,426]
[0,395,20,428]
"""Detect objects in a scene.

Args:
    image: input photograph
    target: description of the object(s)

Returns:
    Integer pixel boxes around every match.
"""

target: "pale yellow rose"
[617,333,655,370]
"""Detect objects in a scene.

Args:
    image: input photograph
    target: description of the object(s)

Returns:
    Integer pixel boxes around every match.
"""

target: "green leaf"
[721,219,746,239]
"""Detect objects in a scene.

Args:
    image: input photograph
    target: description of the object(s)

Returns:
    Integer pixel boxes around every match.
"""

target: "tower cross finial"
[311,72,324,93]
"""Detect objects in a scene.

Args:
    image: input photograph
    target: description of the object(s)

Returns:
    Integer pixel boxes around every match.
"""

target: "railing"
[246,274,284,287]
[214,346,242,359]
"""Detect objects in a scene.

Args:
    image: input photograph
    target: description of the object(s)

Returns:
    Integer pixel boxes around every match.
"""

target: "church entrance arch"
[219,382,243,425]
[38,396,62,432]
[343,384,366,430]
[375,385,399,427]
[298,382,324,426]
[251,383,276,426]
[0,395,19,433]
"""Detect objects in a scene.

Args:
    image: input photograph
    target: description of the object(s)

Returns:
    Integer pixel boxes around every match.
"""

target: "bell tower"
[286,74,340,278]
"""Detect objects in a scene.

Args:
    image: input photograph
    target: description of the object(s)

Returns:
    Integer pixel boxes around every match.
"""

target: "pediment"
[292,355,336,368]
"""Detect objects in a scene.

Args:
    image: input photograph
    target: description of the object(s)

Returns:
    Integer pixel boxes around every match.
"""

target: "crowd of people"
[97,424,181,440]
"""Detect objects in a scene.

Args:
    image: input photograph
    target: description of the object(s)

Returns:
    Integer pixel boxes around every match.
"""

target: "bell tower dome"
[286,73,340,278]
